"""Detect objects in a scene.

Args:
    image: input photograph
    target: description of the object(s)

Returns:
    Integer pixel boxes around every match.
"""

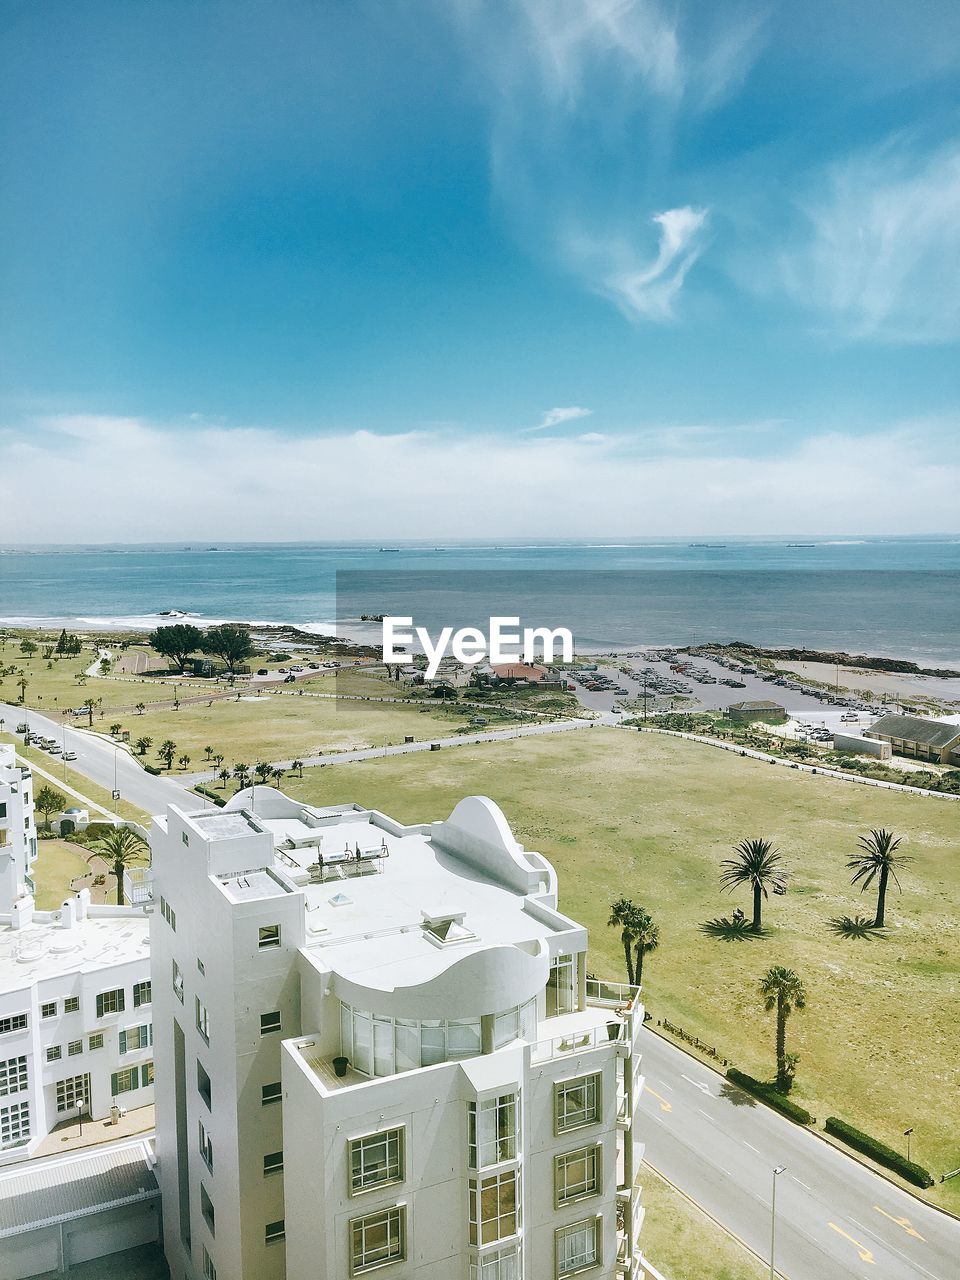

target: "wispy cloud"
[528,406,593,432]
[2,413,957,541]
[780,138,960,342]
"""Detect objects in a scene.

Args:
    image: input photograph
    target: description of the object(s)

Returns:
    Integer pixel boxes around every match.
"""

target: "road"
[639,1027,960,1280]
[0,702,192,816]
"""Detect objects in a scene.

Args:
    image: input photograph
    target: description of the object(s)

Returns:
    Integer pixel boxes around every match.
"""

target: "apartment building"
[0,748,154,1161]
[151,787,644,1280]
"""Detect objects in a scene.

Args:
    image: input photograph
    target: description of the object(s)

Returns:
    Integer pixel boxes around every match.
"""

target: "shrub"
[726,1068,814,1125]
[85,822,116,839]
[825,1117,934,1187]
[194,784,226,808]
[143,763,161,775]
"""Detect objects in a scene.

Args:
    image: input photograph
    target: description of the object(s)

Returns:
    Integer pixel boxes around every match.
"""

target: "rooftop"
[0,911,149,995]
[866,713,960,749]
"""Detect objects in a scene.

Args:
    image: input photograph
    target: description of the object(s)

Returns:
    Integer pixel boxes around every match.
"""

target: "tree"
[204,746,214,761]
[202,624,255,674]
[134,736,152,756]
[759,966,806,1092]
[158,740,177,770]
[16,675,27,703]
[19,639,37,657]
[218,767,231,790]
[149,624,204,674]
[632,908,660,986]
[35,785,66,830]
[135,702,146,715]
[271,766,284,787]
[254,761,272,784]
[110,723,122,736]
[81,697,96,727]
[178,754,191,770]
[88,827,148,906]
[608,898,639,985]
[233,762,250,789]
[719,837,787,932]
[291,758,305,779]
[212,753,224,770]
[847,829,912,928]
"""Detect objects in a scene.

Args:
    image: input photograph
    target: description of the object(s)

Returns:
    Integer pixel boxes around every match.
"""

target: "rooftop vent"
[421,908,475,946]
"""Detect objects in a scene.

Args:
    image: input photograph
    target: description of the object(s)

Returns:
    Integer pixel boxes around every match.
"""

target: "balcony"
[530,978,640,1064]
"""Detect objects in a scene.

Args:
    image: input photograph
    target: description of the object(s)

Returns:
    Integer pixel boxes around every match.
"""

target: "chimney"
[61,898,78,930]
[76,888,91,921]
[10,895,34,930]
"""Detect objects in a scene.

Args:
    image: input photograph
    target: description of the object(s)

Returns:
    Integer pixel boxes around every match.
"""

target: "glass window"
[202,1246,216,1280]
[350,1205,405,1274]
[64,996,80,1014]
[197,1061,212,1109]
[0,1014,28,1036]
[0,1101,30,1147]
[546,953,576,1017]
[261,1081,281,1105]
[119,1024,152,1054]
[199,1119,213,1171]
[41,1001,57,1019]
[263,1151,284,1175]
[111,1066,140,1095]
[0,1056,28,1096]
[46,1046,61,1062]
[259,924,281,949]
[172,960,184,1004]
[469,1246,520,1280]
[349,1127,404,1194]
[141,1061,154,1087]
[265,1220,285,1243]
[196,998,210,1043]
[200,1183,215,1235]
[88,1033,104,1051]
[556,1217,601,1276]
[469,1170,519,1246]
[555,1074,601,1134]
[133,981,152,1007]
[68,1040,83,1057]
[96,989,124,1017]
[468,1094,519,1169]
[260,1011,281,1036]
[555,1145,601,1206]
[56,1073,90,1112]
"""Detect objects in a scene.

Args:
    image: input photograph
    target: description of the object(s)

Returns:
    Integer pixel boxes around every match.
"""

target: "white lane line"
[848,1216,941,1280]
[697,1108,712,1119]
[792,1177,811,1190]
[743,1141,760,1154]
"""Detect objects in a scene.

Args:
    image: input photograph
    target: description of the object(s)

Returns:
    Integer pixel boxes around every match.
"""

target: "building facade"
[151,790,644,1280]
[864,713,960,765]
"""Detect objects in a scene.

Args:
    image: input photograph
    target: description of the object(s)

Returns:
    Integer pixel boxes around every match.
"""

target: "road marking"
[644,1086,673,1113]
[743,1141,760,1154]
[682,1072,711,1095]
[791,1177,811,1190]
[873,1205,925,1241]
[849,1217,940,1280]
[828,1222,875,1265]
[697,1107,712,1119]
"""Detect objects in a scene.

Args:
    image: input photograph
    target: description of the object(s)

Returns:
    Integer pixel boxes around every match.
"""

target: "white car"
[63,750,78,761]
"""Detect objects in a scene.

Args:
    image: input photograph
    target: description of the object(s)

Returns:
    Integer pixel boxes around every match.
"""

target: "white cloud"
[2,414,957,542]
[529,406,593,432]
[781,139,960,342]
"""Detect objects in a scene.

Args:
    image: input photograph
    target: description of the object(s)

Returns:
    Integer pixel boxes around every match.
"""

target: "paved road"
[0,702,192,816]
[639,1027,959,1280]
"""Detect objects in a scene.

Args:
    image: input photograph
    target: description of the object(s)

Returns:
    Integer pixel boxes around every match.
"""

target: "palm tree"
[847,829,911,928]
[233,762,250,789]
[134,736,152,756]
[608,898,639,985]
[720,837,787,932]
[218,767,231,789]
[158,740,176,770]
[135,702,146,715]
[212,753,224,770]
[271,766,284,787]
[254,761,272,784]
[87,827,149,906]
[759,966,806,1092]
[632,908,660,986]
[178,753,191,770]
[204,746,214,762]
[291,758,305,779]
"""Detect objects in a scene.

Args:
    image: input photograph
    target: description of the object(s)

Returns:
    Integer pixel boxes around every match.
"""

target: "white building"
[151,788,644,1280]
[0,748,155,1162]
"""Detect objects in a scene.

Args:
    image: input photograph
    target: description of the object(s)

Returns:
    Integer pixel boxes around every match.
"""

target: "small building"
[832,732,892,760]
[725,700,788,725]
[864,714,960,765]
[491,662,546,684]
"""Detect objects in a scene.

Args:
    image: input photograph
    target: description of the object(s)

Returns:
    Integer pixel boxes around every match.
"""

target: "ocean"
[1,538,959,665]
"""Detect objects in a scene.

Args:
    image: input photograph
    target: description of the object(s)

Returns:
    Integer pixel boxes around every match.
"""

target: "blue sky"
[1,0,958,539]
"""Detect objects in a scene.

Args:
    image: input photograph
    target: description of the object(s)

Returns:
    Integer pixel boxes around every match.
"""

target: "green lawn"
[279,726,960,1209]
[30,838,90,910]
[4,735,150,825]
[640,1164,766,1280]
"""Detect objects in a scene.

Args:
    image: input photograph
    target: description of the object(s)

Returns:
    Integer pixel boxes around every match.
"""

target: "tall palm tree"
[88,827,149,906]
[291,758,305,779]
[759,966,806,1092]
[847,829,911,928]
[632,908,660,986]
[608,897,638,985]
[720,837,787,932]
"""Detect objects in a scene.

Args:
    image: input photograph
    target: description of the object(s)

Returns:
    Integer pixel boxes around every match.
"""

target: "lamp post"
[904,1127,914,1163]
[76,1096,85,1139]
[770,1165,786,1280]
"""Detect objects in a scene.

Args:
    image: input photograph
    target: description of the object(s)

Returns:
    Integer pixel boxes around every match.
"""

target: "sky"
[1,0,959,540]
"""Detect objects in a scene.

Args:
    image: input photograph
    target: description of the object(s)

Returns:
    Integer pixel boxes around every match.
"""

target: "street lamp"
[904,1127,914,1163]
[770,1166,786,1280]
[76,1096,85,1139]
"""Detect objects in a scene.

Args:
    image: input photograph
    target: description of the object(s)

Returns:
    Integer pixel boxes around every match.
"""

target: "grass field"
[640,1164,766,1280]
[3,735,151,825]
[30,839,90,910]
[278,726,960,1208]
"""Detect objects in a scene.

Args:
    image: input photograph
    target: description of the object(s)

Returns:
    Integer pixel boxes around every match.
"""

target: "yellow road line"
[829,1222,875,1264]
[874,1205,925,1241]
[644,1086,673,1113]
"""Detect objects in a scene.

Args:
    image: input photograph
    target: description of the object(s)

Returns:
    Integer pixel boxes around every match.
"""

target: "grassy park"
[279,726,960,1208]
[640,1165,766,1280]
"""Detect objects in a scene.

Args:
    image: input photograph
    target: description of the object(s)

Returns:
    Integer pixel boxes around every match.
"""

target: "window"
[469,1170,519,1246]
[468,1094,519,1169]
[119,1024,152,1054]
[196,998,210,1043]
[470,1245,521,1280]
[350,1206,406,1274]
[46,1045,62,1063]
[263,1151,284,1175]
[555,1145,601,1206]
[41,1001,57,1019]
[200,1183,215,1235]
[96,989,125,1018]
[88,1033,104,1051]
[546,953,576,1017]
[199,1119,213,1171]
[159,896,177,930]
[141,1061,154,1087]
[0,1101,30,1147]
[339,1003,482,1077]
[555,1073,601,1134]
[556,1217,601,1276]
[64,996,80,1014]
[349,1127,404,1194]
[197,959,205,975]
[0,1014,28,1036]
[491,1000,537,1050]
[56,1073,90,1112]
[0,1056,28,1097]
[68,1040,83,1057]
[259,924,281,949]
[133,981,152,1008]
[201,1246,217,1280]
[197,1061,212,1109]
[172,960,184,1004]
[261,1081,281,1106]
[260,1011,281,1036]
[265,1220,285,1244]
[111,1066,140,1095]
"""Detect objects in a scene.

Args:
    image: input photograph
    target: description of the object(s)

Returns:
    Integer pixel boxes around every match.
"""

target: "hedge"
[726,1068,815,1126]
[143,763,161,775]
[825,1117,934,1187]
[193,784,226,808]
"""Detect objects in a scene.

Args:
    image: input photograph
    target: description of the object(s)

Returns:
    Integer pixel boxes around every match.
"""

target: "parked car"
[257,668,269,675]
[63,750,78,761]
